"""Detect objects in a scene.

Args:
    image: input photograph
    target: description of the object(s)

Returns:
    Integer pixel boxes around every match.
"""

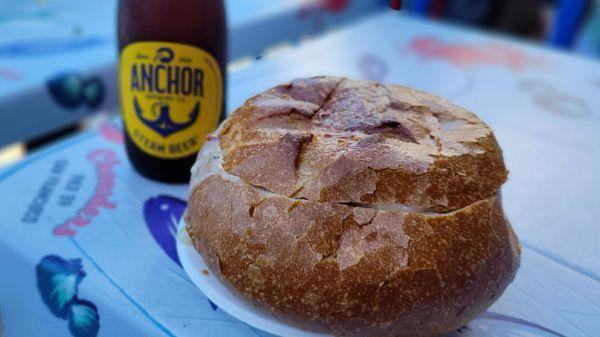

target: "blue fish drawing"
[144,195,187,266]
[0,37,106,58]
[68,299,100,337]
[47,72,105,110]
[36,255,99,337]
[144,195,220,311]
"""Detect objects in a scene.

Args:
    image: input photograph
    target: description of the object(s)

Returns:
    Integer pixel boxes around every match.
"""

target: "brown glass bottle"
[118,0,226,183]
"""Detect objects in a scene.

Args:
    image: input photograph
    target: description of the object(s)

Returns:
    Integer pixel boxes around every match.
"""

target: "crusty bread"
[219,76,507,212]
[186,77,520,337]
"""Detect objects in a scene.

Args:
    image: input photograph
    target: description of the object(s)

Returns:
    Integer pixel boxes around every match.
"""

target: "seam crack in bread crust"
[187,134,519,337]
[187,77,519,337]
[195,136,495,216]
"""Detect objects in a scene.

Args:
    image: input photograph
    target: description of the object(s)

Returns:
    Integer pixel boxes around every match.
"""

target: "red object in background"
[320,0,349,12]
[429,0,445,16]
[389,0,402,10]
[298,0,350,31]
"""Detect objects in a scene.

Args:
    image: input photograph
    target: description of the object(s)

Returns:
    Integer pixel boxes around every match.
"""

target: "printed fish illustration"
[36,255,100,337]
[0,37,105,58]
[519,79,591,118]
[407,36,543,73]
[144,195,221,311]
[358,54,389,82]
[144,195,188,266]
[47,72,105,110]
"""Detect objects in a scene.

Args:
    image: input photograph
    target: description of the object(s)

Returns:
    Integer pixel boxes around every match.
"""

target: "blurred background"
[1,2,599,336]
[0,0,599,168]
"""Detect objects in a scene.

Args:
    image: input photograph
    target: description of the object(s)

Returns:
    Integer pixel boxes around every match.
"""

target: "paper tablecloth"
[1,122,598,337]
[1,11,599,337]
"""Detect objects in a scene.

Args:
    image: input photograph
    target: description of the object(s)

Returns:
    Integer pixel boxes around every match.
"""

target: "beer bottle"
[118,0,227,183]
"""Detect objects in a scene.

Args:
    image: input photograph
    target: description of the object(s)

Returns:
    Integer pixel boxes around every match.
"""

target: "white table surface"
[1,10,598,337]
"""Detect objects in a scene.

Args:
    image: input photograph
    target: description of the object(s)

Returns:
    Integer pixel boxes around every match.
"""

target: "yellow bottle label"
[120,42,222,159]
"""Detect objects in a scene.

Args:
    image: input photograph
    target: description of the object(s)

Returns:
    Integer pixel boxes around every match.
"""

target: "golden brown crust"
[220,76,507,212]
[187,78,518,336]
[186,172,519,337]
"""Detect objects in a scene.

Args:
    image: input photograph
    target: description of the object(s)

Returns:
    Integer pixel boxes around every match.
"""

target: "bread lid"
[219,77,507,212]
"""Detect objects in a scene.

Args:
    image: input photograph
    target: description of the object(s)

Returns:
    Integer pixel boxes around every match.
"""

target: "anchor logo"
[133,97,200,137]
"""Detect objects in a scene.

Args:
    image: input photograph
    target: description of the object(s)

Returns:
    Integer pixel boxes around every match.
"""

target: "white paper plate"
[176,219,331,337]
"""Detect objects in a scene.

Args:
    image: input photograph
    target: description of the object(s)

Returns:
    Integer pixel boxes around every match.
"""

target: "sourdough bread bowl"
[185,76,520,337]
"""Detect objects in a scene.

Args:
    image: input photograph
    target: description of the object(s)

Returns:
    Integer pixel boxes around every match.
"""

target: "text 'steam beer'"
[118,0,226,182]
